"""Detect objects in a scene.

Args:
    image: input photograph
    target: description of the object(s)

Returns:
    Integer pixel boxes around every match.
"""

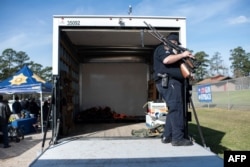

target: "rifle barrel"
[144,21,200,70]
[144,22,182,52]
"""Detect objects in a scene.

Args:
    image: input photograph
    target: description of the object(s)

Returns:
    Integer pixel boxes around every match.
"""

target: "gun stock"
[180,62,191,78]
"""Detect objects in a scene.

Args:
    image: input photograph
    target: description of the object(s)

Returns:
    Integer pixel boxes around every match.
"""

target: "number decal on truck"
[67,21,80,26]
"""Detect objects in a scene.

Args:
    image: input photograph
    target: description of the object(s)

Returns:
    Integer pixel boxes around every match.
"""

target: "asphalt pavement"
[0,131,52,167]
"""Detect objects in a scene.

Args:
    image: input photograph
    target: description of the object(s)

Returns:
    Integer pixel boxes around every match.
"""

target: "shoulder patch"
[165,50,170,54]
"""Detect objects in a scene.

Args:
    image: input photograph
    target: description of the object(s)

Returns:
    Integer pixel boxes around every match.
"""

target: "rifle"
[144,21,200,78]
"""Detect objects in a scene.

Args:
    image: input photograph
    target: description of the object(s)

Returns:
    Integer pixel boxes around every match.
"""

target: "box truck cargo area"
[51,15,187,138]
[30,15,223,167]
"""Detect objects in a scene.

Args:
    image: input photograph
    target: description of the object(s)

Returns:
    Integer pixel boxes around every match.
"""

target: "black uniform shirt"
[153,44,184,82]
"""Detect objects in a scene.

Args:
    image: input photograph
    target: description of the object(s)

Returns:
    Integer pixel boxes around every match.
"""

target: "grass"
[192,89,250,110]
[210,90,250,105]
[188,107,250,158]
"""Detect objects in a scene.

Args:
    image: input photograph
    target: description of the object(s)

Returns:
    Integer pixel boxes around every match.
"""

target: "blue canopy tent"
[0,65,52,94]
[0,65,52,133]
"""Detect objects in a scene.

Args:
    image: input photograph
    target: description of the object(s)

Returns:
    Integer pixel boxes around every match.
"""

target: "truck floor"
[69,122,146,138]
[30,123,223,167]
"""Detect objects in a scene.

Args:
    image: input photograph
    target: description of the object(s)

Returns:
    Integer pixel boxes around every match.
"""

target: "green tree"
[193,51,210,81]
[40,66,53,83]
[0,48,52,82]
[15,51,30,68]
[209,52,228,76]
[29,61,43,73]
[28,62,52,82]
[229,47,250,77]
[0,48,17,78]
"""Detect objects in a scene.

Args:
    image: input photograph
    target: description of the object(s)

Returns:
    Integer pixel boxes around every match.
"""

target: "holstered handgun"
[157,73,169,88]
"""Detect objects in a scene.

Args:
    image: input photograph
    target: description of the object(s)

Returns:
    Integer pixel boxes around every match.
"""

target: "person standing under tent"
[12,96,22,116]
[0,94,12,148]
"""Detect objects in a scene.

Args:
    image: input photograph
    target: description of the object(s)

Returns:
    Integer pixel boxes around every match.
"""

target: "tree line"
[1,46,250,83]
[191,46,250,81]
[0,48,52,83]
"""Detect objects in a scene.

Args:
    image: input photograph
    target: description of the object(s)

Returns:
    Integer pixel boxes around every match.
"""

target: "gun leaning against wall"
[144,21,201,78]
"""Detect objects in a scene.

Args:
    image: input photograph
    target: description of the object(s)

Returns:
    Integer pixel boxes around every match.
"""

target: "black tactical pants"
[156,79,185,141]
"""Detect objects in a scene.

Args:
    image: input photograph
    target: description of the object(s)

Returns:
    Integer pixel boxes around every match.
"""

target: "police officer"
[153,33,193,146]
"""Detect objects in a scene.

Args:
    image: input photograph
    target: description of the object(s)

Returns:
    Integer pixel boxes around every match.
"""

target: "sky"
[0,0,250,75]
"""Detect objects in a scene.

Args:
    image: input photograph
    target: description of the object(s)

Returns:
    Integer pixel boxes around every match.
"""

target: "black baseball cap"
[167,33,181,45]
